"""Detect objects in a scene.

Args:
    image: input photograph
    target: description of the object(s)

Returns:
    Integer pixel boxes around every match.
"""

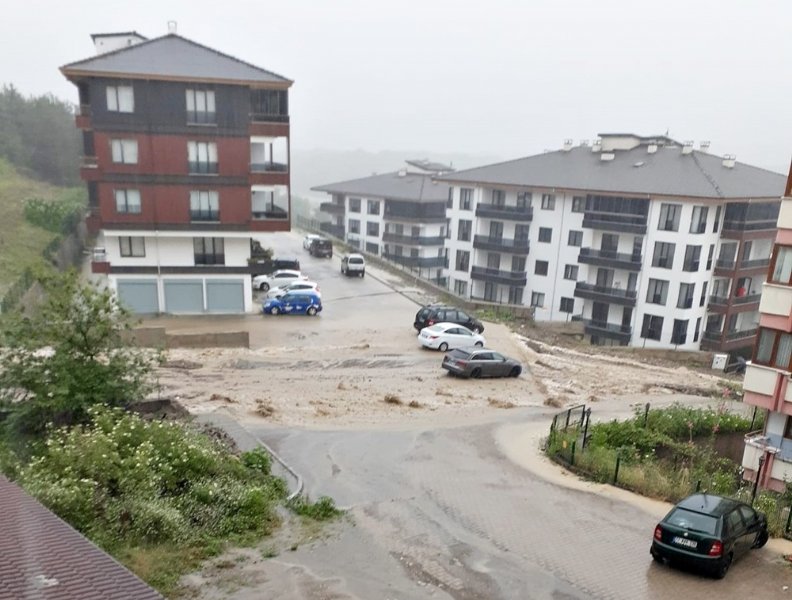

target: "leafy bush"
[14,407,288,548]
[24,190,85,234]
[289,495,342,521]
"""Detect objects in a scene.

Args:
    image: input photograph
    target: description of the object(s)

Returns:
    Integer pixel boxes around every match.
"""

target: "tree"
[0,270,161,434]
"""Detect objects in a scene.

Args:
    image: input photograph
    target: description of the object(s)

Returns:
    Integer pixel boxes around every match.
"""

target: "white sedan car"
[418,322,486,352]
[252,269,307,292]
[266,280,320,299]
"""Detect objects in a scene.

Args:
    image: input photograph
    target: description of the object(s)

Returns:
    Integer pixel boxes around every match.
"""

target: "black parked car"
[309,237,333,258]
[651,493,768,579]
[442,348,521,379]
[414,304,484,333]
[250,257,301,276]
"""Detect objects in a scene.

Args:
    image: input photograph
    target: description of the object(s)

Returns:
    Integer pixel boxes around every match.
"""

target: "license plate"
[672,536,698,549]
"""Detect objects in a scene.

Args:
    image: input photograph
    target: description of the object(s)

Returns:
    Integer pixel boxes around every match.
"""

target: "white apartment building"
[439,134,786,352]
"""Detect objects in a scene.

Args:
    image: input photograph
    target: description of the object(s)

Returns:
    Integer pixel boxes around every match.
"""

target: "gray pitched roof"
[313,171,450,203]
[405,159,455,173]
[437,145,786,200]
[61,34,292,86]
[0,476,163,599]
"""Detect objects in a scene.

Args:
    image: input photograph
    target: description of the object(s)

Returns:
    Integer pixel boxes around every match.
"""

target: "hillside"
[0,159,77,295]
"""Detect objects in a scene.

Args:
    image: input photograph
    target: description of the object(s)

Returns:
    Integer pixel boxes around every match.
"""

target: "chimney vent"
[600,152,615,162]
[722,154,736,169]
[699,141,711,151]
[647,144,658,154]
[168,21,178,34]
[563,139,573,152]
[398,169,407,177]
[591,138,602,152]
[682,140,694,155]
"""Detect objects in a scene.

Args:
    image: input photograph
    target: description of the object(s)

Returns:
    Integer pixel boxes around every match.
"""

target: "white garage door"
[163,280,204,313]
[206,279,245,313]
[117,280,159,314]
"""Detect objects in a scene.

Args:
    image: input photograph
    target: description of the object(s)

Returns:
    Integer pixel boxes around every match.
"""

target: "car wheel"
[509,366,521,378]
[307,306,317,316]
[270,307,280,315]
[472,326,482,334]
[714,554,732,579]
[260,282,269,292]
[474,341,484,347]
[650,549,663,564]
[753,529,769,549]
[360,271,364,278]
[438,342,449,352]
[470,368,482,379]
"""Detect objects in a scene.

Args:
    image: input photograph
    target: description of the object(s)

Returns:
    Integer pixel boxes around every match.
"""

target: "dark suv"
[414,304,484,334]
[250,257,301,276]
[309,237,333,258]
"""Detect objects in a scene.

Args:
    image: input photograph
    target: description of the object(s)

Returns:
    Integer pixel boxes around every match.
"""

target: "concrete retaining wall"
[126,327,249,349]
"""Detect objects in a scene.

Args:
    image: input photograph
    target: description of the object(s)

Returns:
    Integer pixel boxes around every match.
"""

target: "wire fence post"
[582,407,592,449]
[613,453,621,485]
[786,505,792,536]
[643,402,651,428]
[570,441,576,466]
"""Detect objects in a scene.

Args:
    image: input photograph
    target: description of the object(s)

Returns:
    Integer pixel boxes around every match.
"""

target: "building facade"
[315,161,452,285]
[62,32,292,314]
[439,135,785,352]
[741,161,792,491]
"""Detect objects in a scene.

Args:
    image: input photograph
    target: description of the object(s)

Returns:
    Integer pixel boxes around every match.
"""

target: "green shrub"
[23,191,85,234]
[290,495,342,521]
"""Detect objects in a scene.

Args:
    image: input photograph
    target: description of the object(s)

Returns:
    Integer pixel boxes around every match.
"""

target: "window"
[365,242,379,254]
[531,292,545,307]
[508,287,523,305]
[367,200,380,215]
[186,89,216,124]
[706,244,714,270]
[106,85,134,112]
[560,297,575,313]
[410,248,419,258]
[348,219,360,234]
[114,189,141,214]
[713,205,721,233]
[458,219,472,241]
[677,282,694,309]
[568,230,583,247]
[187,141,218,174]
[110,139,138,164]
[652,242,675,268]
[694,317,701,342]
[455,250,469,271]
[541,194,556,210]
[511,256,526,272]
[646,279,669,305]
[447,187,454,208]
[492,189,505,206]
[658,203,681,231]
[446,218,451,239]
[460,188,473,210]
[193,237,224,265]
[641,314,664,341]
[690,206,708,233]
[516,192,531,208]
[535,260,549,276]
[538,227,552,243]
[563,264,578,280]
[488,221,503,239]
[683,245,701,271]
[189,191,219,221]
[515,224,530,242]
[454,279,468,297]
[487,253,501,269]
[754,328,792,370]
[349,198,361,213]
[572,196,585,213]
[671,319,689,345]
[366,221,379,237]
[770,246,792,285]
[699,281,708,307]
[119,236,145,257]
[601,233,619,252]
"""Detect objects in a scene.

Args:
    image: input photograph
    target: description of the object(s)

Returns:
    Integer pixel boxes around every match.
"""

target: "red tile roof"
[0,475,163,599]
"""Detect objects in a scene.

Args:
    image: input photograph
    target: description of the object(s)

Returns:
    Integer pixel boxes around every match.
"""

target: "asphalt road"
[192,232,791,599]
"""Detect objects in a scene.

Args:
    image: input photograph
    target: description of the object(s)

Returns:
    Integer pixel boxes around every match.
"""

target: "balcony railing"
[702,330,721,342]
[382,253,447,268]
[382,232,445,246]
[250,162,288,173]
[582,212,648,234]
[194,254,225,266]
[320,222,345,238]
[251,112,289,123]
[470,266,528,286]
[190,210,220,222]
[320,202,345,214]
[715,258,736,270]
[252,208,288,220]
[733,293,762,305]
[582,319,632,340]
[81,155,98,168]
[188,161,219,175]
[472,235,530,254]
[79,103,91,117]
[474,203,533,221]
[722,220,778,233]
[578,248,642,271]
[384,212,446,223]
[187,111,216,125]
[573,282,637,306]
[741,258,771,269]
[725,328,758,341]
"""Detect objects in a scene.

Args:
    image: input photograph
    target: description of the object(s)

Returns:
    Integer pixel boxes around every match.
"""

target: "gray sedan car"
[442,347,522,379]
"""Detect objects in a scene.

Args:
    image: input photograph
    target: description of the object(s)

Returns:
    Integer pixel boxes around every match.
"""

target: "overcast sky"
[3,0,791,172]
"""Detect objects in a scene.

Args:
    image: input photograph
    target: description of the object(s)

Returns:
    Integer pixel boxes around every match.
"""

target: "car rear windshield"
[447,349,472,360]
[349,257,364,264]
[665,508,718,535]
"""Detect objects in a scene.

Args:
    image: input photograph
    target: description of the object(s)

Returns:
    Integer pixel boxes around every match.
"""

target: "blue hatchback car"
[262,291,322,316]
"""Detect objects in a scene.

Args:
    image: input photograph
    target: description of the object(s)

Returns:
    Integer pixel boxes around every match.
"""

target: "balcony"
[714,257,771,276]
[573,282,637,307]
[190,210,220,222]
[582,213,647,234]
[470,266,527,286]
[722,219,778,233]
[472,235,530,255]
[251,112,289,123]
[250,161,288,173]
[382,232,445,246]
[700,328,758,352]
[759,283,792,324]
[578,248,642,271]
[80,155,100,181]
[188,162,219,175]
[382,253,447,269]
[733,293,762,306]
[582,319,632,342]
[320,222,345,239]
[384,211,446,224]
[475,203,533,222]
[320,202,345,215]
